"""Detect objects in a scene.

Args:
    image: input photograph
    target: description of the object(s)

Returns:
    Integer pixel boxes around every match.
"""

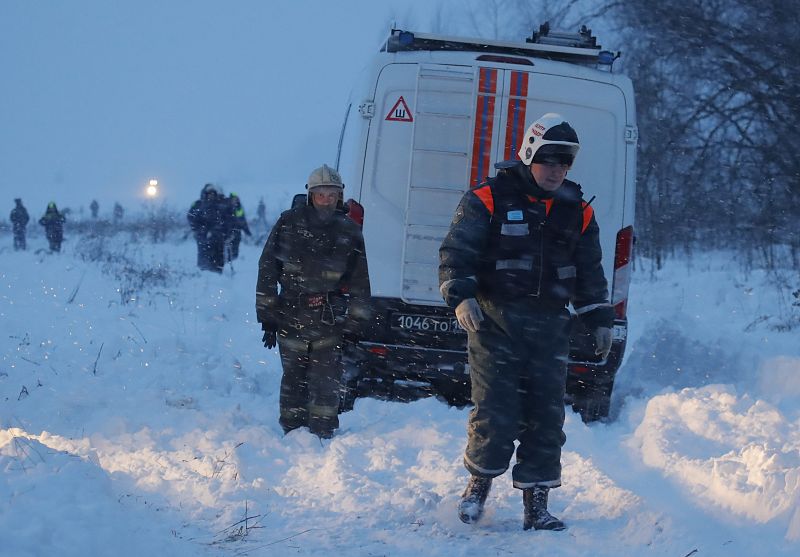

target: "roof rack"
[384,23,618,67]
[527,22,598,49]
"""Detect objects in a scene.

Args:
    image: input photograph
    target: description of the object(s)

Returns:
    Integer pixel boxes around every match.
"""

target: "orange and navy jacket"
[438,161,613,330]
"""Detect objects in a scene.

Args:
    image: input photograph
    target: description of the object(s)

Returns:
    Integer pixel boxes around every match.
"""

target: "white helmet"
[306,164,344,192]
[518,113,580,166]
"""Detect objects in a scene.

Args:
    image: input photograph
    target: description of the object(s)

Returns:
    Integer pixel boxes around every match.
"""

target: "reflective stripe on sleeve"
[496,259,533,271]
[574,302,612,315]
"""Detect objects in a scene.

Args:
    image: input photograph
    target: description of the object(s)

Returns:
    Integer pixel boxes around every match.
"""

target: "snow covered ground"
[1,231,799,556]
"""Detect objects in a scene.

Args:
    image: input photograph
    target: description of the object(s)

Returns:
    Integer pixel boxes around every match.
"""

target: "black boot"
[458,475,492,524]
[523,487,566,531]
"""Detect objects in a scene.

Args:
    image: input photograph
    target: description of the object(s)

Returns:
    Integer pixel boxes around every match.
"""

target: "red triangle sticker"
[385,96,413,122]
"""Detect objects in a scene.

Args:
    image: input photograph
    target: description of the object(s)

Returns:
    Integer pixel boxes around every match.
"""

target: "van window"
[336,103,361,195]
[335,103,351,168]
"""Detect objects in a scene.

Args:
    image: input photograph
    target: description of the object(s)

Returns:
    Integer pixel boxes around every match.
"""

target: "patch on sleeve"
[452,204,465,225]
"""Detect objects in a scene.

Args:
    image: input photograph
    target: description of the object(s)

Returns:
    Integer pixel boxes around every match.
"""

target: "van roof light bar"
[384,24,617,67]
[528,22,598,50]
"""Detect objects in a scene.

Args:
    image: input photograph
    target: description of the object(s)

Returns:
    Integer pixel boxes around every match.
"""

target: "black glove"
[262,329,277,349]
[260,320,278,349]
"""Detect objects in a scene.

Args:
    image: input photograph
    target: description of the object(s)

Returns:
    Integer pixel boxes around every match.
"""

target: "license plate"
[392,313,465,334]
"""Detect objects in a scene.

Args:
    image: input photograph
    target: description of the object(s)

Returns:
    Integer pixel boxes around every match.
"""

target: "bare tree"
[423,0,800,268]
[609,0,800,267]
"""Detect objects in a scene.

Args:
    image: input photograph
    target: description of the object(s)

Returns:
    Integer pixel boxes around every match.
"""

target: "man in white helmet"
[439,113,613,530]
[256,164,371,439]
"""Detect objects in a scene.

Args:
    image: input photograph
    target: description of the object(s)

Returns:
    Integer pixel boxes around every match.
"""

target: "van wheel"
[339,359,362,414]
[340,377,358,413]
[434,378,471,408]
[570,380,613,423]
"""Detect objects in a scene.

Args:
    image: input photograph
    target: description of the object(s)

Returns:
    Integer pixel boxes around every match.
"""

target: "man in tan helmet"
[256,164,371,438]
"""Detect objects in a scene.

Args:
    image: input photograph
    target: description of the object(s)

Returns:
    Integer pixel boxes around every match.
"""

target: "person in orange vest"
[439,113,613,531]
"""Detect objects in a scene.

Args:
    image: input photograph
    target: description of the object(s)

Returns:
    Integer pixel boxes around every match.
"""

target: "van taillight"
[612,226,633,320]
[368,346,389,357]
[346,198,364,227]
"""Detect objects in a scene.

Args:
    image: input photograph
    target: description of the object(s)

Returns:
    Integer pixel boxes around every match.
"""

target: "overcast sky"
[1,1,448,215]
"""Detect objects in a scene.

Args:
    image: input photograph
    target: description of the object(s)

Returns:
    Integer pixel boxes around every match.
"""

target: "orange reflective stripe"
[581,202,594,233]
[503,71,529,161]
[472,185,494,215]
[469,68,498,187]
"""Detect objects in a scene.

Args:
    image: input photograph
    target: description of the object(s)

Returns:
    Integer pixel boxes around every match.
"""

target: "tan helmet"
[306,164,344,192]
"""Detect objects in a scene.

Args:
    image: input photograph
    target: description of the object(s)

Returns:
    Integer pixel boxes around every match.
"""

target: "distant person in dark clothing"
[113,202,124,223]
[255,196,269,239]
[256,197,266,224]
[226,192,252,262]
[90,199,99,219]
[187,184,229,273]
[39,202,66,252]
[10,198,30,251]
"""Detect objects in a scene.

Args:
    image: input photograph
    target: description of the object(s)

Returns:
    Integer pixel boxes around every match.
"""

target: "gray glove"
[455,298,484,333]
[594,327,612,360]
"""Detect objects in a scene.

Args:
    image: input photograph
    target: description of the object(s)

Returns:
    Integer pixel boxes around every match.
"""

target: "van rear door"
[361,62,632,306]
[402,64,475,304]
[361,63,475,304]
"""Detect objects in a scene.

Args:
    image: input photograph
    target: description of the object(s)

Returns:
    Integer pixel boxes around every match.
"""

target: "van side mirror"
[345,198,364,227]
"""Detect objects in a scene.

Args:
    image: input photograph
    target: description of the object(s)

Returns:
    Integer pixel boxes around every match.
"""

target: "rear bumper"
[350,297,626,387]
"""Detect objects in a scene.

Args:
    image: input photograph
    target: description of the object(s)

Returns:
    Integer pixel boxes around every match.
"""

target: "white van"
[332,25,636,421]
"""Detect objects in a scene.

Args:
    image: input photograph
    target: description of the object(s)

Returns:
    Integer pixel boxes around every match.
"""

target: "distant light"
[146,178,159,198]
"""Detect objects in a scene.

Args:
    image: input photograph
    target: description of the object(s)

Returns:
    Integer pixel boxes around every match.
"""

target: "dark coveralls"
[439,161,613,488]
[10,202,29,251]
[227,195,252,262]
[39,205,66,252]
[187,191,229,273]
[256,204,371,437]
